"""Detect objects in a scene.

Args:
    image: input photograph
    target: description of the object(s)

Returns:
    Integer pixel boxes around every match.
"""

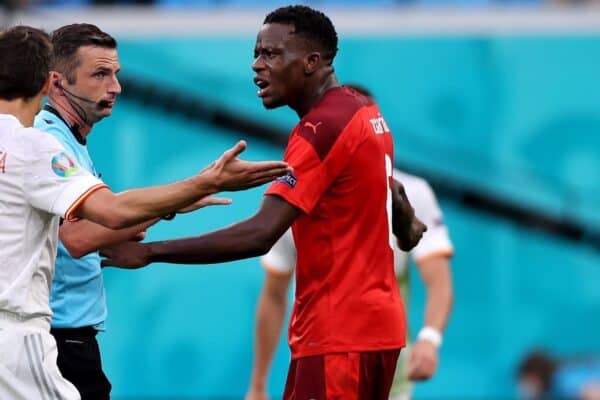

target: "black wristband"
[162,213,176,221]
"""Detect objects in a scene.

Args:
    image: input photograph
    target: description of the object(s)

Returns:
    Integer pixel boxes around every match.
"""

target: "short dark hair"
[264,5,338,63]
[51,24,117,84]
[0,26,52,101]
[518,351,556,393]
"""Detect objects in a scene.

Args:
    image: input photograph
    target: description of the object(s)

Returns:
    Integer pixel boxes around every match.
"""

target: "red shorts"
[283,349,401,400]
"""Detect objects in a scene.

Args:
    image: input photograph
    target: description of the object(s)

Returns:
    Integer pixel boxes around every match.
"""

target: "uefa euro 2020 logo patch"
[51,152,79,177]
[276,172,297,188]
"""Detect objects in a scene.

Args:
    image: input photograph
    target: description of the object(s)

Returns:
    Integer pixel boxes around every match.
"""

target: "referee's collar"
[42,104,86,146]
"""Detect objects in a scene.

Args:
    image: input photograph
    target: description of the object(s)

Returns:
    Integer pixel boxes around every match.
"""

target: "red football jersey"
[265,86,406,359]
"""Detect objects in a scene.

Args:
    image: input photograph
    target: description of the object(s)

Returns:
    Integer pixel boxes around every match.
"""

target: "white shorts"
[0,317,80,400]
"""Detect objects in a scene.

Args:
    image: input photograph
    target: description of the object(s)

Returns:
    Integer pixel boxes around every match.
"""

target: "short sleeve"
[22,130,106,218]
[400,174,454,262]
[261,229,296,275]
[265,132,334,214]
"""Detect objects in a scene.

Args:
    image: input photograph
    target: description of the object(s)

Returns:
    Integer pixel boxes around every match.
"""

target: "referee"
[35,24,285,400]
[34,24,128,400]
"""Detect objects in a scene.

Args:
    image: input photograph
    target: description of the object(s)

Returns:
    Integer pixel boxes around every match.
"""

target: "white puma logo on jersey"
[304,121,323,134]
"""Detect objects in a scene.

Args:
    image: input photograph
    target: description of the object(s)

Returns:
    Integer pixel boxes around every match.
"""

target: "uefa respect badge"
[275,171,297,188]
[51,152,79,177]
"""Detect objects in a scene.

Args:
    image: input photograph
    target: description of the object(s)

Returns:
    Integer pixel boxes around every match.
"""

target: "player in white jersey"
[0,25,290,400]
[245,169,454,400]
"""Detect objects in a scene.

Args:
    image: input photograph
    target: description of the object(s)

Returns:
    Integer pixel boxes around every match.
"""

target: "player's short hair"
[345,83,374,99]
[264,5,338,64]
[0,26,52,101]
[517,351,556,392]
[51,24,117,84]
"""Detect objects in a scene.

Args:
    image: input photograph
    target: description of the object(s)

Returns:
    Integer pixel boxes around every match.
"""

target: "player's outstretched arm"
[391,178,427,251]
[72,141,290,230]
[61,196,232,258]
[246,270,293,400]
[60,218,158,259]
[100,195,301,268]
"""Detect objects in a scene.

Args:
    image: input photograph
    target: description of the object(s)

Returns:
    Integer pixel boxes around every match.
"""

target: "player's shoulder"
[34,108,58,129]
[35,110,71,142]
[296,87,373,159]
[19,126,66,157]
[0,117,64,166]
[306,86,372,125]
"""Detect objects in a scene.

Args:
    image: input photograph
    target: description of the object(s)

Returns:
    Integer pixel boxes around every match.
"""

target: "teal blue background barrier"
[88,35,600,398]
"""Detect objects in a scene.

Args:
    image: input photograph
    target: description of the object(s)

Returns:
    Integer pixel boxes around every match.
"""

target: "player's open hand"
[245,388,269,400]
[177,196,232,214]
[100,241,151,269]
[407,339,438,381]
[206,140,291,191]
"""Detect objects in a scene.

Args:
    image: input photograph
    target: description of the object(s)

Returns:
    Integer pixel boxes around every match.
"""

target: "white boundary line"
[3,6,600,36]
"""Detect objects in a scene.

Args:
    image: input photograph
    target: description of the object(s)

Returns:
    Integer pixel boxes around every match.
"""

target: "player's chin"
[262,97,284,110]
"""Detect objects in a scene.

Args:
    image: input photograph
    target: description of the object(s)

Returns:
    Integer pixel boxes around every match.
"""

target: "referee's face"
[252,23,307,110]
[69,45,122,123]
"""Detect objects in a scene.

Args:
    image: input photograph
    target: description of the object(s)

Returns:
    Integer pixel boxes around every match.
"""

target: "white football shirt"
[0,114,105,327]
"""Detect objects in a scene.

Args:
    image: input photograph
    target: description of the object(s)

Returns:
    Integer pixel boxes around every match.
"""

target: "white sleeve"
[261,228,296,275]
[405,178,454,262]
[22,130,106,218]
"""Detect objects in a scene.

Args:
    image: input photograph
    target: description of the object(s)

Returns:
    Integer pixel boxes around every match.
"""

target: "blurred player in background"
[518,351,600,400]
[101,5,426,399]
[0,24,289,400]
[245,85,454,400]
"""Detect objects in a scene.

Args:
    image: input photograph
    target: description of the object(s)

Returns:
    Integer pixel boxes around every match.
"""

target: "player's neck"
[293,75,339,118]
[48,96,93,138]
[0,97,41,128]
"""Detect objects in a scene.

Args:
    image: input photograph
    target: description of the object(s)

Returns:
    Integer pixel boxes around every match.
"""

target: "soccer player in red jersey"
[101,5,427,399]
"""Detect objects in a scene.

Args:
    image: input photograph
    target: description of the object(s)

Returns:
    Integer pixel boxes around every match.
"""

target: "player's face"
[66,45,121,123]
[252,23,307,109]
